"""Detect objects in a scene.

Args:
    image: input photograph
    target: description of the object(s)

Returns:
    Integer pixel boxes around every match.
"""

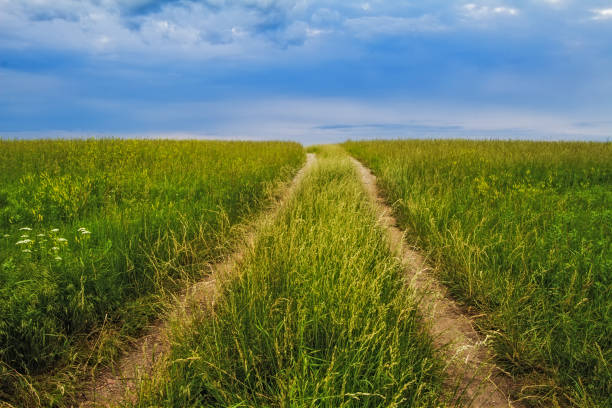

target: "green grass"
[0,139,304,407]
[131,145,443,407]
[344,140,611,407]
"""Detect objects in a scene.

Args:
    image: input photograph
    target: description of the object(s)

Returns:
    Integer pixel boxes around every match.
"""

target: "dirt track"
[351,156,524,408]
[81,153,317,407]
[82,152,522,407]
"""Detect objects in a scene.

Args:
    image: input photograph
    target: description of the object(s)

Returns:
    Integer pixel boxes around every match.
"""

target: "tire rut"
[80,153,317,407]
[351,156,525,408]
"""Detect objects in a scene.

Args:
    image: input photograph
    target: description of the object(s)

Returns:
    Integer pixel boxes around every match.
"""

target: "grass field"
[2,138,610,408]
[344,140,611,406]
[0,139,304,407]
[130,146,444,407]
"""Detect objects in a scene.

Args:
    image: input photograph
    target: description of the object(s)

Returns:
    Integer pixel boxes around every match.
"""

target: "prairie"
[0,139,304,406]
[344,140,611,406]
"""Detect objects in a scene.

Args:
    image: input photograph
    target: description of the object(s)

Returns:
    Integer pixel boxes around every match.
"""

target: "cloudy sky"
[1,0,611,144]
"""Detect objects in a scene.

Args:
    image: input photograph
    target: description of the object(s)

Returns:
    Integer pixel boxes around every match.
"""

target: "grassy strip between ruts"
[129,145,444,407]
[0,140,304,407]
[344,140,611,407]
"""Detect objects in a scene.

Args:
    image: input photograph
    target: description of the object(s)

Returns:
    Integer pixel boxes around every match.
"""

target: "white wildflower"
[16,239,33,245]
[54,256,62,261]
[19,227,32,231]
[57,238,67,243]
[37,233,45,237]
[78,227,91,234]
[50,228,59,233]
[3,234,9,238]
[51,246,59,251]
[20,234,29,238]
[22,249,31,253]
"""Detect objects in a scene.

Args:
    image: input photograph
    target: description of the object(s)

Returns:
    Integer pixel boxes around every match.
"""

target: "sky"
[1,0,611,144]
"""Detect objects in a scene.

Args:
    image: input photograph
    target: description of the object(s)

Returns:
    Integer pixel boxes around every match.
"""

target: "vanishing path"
[81,153,317,408]
[350,156,524,408]
[83,151,521,407]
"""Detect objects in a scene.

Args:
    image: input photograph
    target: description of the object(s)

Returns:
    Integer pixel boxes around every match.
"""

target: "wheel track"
[80,153,316,407]
[351,156,525,408]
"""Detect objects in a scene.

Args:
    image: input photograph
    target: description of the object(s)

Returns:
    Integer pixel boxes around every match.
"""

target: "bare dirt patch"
[351,157,525,408]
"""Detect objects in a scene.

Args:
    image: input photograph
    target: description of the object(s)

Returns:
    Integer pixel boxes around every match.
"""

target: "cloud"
[0,1,525,60]
[3,97,610,144]
[591,8,612,20]
[461,3,519,19]
[0,0,336,58]
[4,0,603,64]
[1,0,612,143]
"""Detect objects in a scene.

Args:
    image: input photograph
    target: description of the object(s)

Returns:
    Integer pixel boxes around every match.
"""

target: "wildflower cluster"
[78,227,91,235]
[15,227,34,253]
[9,226,91,262]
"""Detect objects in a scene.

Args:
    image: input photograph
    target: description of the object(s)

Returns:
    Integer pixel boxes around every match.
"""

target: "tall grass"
[132,146,443,407]
[344,140,611,406]
[0,139,304,407]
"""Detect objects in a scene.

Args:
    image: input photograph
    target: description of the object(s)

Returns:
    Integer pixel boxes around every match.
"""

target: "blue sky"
[1,0,611,144]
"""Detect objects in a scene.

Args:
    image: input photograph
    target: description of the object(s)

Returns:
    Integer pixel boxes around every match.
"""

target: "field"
[131,145,443,407]
[0,140,305,406]
[1,138,610,408]
[344,140,611,406]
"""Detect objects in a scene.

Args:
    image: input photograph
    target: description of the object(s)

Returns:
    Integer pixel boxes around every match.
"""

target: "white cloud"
[0,0,609,72]
[537,0,568,10]
[591,8,612,20]
[0,0,338,58]
[0,1,455,58]
[306,27,324,37]
[462,3,519,18]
